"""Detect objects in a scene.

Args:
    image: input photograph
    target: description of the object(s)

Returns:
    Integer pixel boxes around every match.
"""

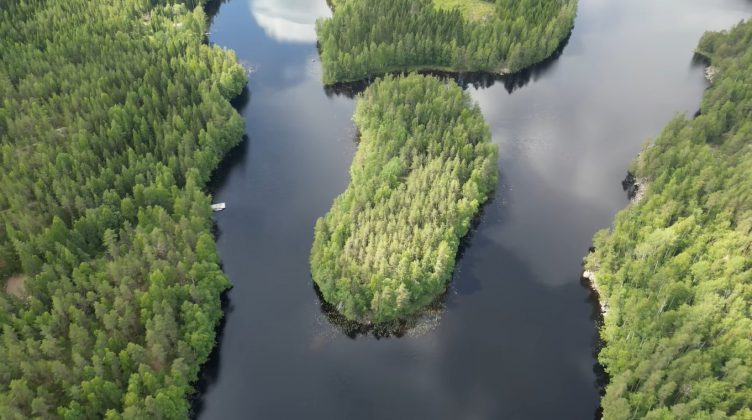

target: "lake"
[196,0,752,418]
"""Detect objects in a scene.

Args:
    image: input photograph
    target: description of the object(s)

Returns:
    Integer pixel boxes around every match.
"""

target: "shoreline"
[314,282,448,338]
[581,170,649,319]
[581,268,608,317]
[319,0,575,88]
[320,29,574,91]
[621,171,647,204]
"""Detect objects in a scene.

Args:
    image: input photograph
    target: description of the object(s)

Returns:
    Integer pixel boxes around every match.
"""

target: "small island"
[310,74,497,324]
[317,0,578,84]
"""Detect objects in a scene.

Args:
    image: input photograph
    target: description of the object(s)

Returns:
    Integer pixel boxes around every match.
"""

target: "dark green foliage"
[311,74,497,323]
[586,20,752,419]
[0,0,245,417]
[316,0,577,83]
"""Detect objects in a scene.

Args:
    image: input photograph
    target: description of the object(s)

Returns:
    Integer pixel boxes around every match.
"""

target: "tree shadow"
[311,281,449,339]
[322,30,573,98]
[580,247,609,420]
[189,290,234,419]
[207,78,252,197]
[204,0,231,25]
[450,182,499,296]
[207,135,250,196]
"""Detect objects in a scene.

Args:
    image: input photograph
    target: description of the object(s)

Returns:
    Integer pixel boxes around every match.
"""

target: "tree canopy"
[311,74,497,324]
[0,0,245,417]
[316,0,577,84]
[586,19,752,419]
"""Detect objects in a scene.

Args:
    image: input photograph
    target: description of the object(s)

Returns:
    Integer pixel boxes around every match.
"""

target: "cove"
[195,0,752,418]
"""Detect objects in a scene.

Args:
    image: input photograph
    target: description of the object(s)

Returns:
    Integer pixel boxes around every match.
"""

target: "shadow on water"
[581,201,614,420]
[450,176,502,296]
[322,31,572,98]
[580,270,609,420]
[230,85,252,111]
[312,281,449,339]
[193,20,251,417]
[207,135,250,195]
[204,0,231,24]
[691,52,712,117]
[581,172,638,418]
[207,86,251,194]
[190,291,234,419]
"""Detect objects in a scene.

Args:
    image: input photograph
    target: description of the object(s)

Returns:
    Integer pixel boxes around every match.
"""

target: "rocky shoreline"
[581,171,647,319]
[621,171,647,204]
[581,268,608,316]
[704,65,717,83]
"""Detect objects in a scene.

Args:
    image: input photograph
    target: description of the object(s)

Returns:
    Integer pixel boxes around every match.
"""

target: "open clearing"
[434,0,496,21]
[330,0,497,21]
[4,273,27,298]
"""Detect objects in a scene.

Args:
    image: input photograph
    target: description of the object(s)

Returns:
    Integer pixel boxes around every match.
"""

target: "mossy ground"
[3,274,27,298]
[330,0,497,21]
[433,0,496,21]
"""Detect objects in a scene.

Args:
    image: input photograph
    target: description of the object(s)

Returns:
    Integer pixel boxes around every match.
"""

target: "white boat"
[211,202,226,212]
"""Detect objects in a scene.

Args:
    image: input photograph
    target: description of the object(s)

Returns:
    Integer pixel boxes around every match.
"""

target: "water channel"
[196,0,752,418]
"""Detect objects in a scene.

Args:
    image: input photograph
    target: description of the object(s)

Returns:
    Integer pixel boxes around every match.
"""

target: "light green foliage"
[0,0,245,417]
[332,0,498,21]
[586,20,752,419]
[316,0,577,83]
[433,0,497,21]
[311,74,497,323]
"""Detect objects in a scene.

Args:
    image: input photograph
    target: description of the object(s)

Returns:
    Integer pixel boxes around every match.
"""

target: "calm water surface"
[197,0,752,418]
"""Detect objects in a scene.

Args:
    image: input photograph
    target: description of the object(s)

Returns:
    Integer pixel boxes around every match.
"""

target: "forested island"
[0,0,245,417]
[316,0,577,84]
[311,74,497,324]
[585,20,752,419]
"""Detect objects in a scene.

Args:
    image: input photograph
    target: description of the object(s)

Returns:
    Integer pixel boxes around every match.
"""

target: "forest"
[316,0,578,84]
[0,0,245,417]
[585,19,752,419]
[310,74,497,324]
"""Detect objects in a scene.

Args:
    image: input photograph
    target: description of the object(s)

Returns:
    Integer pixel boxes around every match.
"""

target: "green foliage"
[311,74,497,323]
[433,0,497,22]
[586,19,752,419]
[316,0,577,84]
[0,0,245,417]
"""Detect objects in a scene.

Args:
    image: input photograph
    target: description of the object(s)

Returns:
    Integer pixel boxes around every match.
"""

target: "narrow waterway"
[197,0,752,418]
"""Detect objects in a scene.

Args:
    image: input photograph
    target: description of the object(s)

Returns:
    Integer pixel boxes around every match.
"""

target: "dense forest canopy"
[0,0,245,417]
[310,74,497,324]
[316,0,577,84]
[585,19,752,419]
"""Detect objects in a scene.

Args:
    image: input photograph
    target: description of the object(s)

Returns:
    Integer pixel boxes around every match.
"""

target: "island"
[317,0,578,84]
[585,19,752,419]
[310,74,497,324]
[0,0,245,417]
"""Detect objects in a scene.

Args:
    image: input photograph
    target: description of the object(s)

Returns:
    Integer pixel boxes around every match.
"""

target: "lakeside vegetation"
[0,0,245,417]
[585,19,752,419]
[316,0,577,84]
[310,74,497,324]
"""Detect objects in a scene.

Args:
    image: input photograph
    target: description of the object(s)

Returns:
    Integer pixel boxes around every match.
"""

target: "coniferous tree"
[0,0,246,416]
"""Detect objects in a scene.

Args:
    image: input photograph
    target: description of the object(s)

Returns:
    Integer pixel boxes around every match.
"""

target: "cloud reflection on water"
[249,0,331,43]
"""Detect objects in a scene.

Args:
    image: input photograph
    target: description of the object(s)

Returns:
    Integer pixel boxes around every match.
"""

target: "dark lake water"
[197,0,752,418]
